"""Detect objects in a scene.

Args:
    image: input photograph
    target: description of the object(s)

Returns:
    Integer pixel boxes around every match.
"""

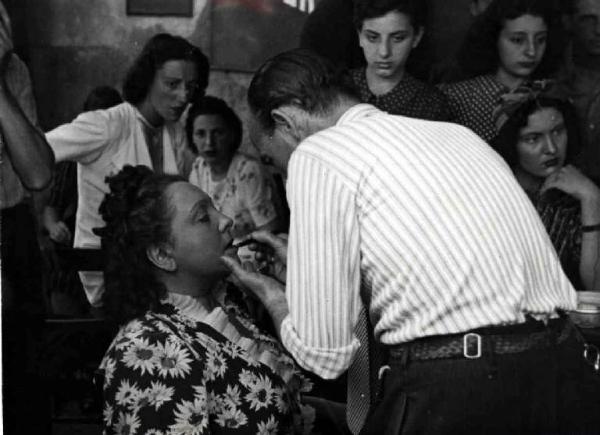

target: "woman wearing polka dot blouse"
[440,0,563,143]
[350,0,452,121]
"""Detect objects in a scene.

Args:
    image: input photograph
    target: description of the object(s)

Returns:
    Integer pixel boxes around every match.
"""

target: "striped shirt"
[280,104,577,379]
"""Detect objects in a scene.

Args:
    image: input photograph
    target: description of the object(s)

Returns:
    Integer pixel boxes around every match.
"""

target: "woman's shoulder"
[440,75,497,96]
[231,153,265,175]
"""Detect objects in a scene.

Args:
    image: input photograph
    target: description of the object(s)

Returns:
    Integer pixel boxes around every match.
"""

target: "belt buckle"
[463,333,482,359]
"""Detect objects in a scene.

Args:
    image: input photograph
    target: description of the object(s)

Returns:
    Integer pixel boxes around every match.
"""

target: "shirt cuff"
[280,315,360,379]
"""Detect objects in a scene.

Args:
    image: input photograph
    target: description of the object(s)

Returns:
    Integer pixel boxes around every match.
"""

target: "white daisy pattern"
[155,340,192,379]
[171,397,209,434]
[122,337,157,375]
[100,294,314,434]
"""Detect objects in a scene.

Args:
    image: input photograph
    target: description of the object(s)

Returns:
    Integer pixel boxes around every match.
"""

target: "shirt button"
[360,394,365,398]
[590,124,596,130]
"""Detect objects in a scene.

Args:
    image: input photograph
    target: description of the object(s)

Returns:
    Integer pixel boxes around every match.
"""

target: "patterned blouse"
[440,74,508,143]
[189,153,277,238]
[350,68,452,121]
[99,289,315,434]
[529,189,583,290]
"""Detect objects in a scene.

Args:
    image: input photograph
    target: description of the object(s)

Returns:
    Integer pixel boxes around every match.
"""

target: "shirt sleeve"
[281,150,362,379]
[237,158,277,228]
[46,109,119,165]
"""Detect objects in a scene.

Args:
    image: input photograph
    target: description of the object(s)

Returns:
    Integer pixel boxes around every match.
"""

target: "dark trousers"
[362,321,600,435]
[2,203,50,434]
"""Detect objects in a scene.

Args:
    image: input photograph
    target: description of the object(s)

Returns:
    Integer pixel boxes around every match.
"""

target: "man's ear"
[146,243,177,272]
[271,105,303,142]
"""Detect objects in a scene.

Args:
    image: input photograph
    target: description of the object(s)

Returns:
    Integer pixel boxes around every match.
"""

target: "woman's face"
[166,182,235,278]
[358,10,423,81]
[192,114,236,166]
[516,107,568,178]
[497,14,548,80]
[144,60,199,123]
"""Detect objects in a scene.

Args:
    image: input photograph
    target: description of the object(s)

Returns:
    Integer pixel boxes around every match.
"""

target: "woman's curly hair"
[94,165,185,324]
[457,0,564,79]
[185,96,243,155]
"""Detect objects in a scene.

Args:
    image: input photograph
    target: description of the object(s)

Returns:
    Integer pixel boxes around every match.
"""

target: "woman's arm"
[542,165,600,290]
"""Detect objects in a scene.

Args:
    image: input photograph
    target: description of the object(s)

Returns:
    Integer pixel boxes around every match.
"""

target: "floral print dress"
[189,153,277,238]
[99,290,315,434]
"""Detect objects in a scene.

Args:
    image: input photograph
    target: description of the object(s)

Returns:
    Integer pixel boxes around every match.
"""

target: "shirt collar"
[336,104,381,126]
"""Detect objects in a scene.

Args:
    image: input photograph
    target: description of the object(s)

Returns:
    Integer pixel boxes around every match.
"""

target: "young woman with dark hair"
[350,0,451,120]
[441,0,563,142]
[46,33,209,308]
[186,96,280,238]
[493,95,600,290]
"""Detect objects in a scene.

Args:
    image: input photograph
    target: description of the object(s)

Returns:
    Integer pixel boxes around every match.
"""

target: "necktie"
[346,281,386,434]
[346,304,372,434]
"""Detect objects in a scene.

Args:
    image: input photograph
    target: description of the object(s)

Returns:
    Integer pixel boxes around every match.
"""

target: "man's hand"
[221,255,289,340]
[241,230,288,283]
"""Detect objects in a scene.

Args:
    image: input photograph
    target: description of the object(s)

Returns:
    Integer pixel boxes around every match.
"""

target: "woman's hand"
[541,165,600,203]
[46,220,72,245]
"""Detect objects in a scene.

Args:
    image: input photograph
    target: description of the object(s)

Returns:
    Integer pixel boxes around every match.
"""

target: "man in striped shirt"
[222,49,600,434]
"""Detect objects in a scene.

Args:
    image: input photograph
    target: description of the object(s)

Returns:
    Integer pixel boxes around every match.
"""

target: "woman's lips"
[543,158,559,168]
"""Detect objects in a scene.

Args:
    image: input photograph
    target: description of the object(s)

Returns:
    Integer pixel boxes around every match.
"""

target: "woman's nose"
[543,135,557,154]
[378,40,390,57]
[525,38,537,58]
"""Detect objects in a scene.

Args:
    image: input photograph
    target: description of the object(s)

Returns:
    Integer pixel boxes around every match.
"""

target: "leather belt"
[388,317,573,362]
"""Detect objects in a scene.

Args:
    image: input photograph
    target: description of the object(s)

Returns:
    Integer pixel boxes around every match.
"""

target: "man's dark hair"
[185,96,243,154]
[492,96,581,168]
[122,33,209,105]
[353,0,428,30]
[247,49,358,132]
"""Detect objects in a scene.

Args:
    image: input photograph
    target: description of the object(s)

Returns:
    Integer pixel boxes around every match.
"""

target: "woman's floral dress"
[99,291,315,434]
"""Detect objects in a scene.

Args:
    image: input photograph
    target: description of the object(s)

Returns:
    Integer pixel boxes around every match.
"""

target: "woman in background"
[350,0,451,120]
[441,0,562,142]
[493,94,600,290]
[46,33,209,308]
[187,96,280,238]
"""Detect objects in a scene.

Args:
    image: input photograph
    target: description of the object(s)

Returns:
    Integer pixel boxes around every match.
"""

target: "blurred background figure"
[0,1,54,433]
[350,0,451,120]
[441,0,562,143]
[41,85,122,317]
[552,0,600,180]
[493,92,600,290]
[187,96,281,238]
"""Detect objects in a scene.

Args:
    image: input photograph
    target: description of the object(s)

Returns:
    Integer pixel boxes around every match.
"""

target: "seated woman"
[493,94,600,290]
[187,96,280,238]
[351,0,451,121]
[440,0,562,142]
[95,165,318,434]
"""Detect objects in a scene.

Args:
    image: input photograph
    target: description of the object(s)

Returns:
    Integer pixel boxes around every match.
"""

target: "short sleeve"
[46,108,121,165]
